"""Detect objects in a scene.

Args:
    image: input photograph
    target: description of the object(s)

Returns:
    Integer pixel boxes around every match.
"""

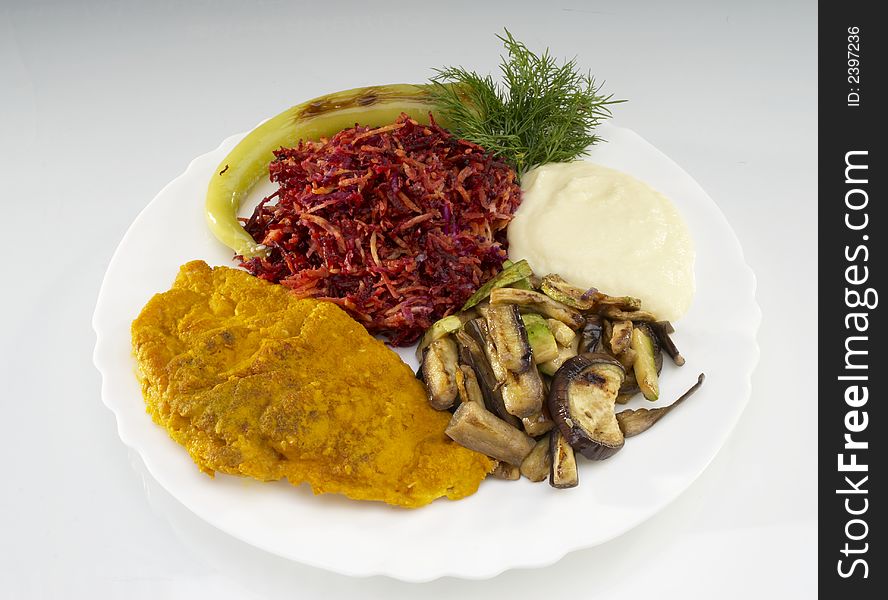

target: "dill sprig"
[430,30,623,175]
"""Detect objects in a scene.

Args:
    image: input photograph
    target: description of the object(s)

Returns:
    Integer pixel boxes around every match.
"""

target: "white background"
[0,1,816,598]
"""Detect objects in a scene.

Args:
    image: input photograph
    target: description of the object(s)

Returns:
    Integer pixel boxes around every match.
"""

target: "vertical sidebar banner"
[820,1,884,595]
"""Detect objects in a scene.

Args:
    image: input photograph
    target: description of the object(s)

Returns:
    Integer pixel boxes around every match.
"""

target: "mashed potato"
[507,162,695,321]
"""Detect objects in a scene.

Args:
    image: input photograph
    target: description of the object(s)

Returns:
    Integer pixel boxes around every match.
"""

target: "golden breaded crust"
[132,260,492,507]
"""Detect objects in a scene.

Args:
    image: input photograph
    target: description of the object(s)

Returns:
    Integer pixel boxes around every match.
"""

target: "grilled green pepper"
[206,84,448,258]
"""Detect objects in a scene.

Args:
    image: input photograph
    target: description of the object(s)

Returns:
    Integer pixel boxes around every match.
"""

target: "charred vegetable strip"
[549,429,579,489]
[593,294,642,311]
[615,393,635,405]
[617,374,705,437]
[454,330,518,427]
[455,365,485,406]
[521,314,559,363]
[539,334,580,376]
[474,302,490,320]
[446,401,536,466]
[521,408,555,437]
[415,313,473,363]
[619,368,641,396]
[600,306,657,322]
[578,315,605,353]
[455,331,497,400]
[546,318,576,347]
[616,348,637,371]
[492,462,521,480]
[457,324,520,427]
[489,288,585,329]
[461,259,533,311]
[608,320,634,356]
[502,363,545,418]
[520,435,552,482]
[502,259,534,291]
[650,321,685,366]
[630,325,660,401]
[421,337,460,409]
[487,304,533,373]
[464,318,507,384]
[510,277,534,291]
[206,84,447,258]
[540,274,597,310]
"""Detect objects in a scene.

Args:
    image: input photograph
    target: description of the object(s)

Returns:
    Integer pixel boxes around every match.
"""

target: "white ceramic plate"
[93,122,760,582]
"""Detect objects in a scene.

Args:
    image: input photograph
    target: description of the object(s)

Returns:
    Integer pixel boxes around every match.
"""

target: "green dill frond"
[429,29,623,175]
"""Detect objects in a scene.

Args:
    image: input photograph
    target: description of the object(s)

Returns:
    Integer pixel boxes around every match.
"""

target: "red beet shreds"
[240,114,522,346]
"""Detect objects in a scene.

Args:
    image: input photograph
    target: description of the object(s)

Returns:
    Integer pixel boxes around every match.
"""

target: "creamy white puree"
[507,162,695,322]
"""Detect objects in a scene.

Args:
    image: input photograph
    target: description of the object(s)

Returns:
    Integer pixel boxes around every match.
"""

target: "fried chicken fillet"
[132,261,492,508]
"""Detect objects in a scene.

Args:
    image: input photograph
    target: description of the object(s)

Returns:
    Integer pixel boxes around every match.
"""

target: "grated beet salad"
[240,114,522,346]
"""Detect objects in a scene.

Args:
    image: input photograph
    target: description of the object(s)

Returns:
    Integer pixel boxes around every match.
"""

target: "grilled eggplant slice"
[455,364,485,406]
[461,259,533,311]
[415,313,472,363]
[608,320,634,356]
[619,367,640,396]
[489,288,585,329]
[615,393,635,405]
[455,330,496,398]
[548,353,626,460]
[631,324,660,401]
[453,329,521,428]
[446,401,536,466]
[593,293,642,311]
[539,334,580,376]
[657,320,674,333]
[650,321,686,366]
[578,315,605,353]
[521,407,555,437]
[546,318,576,347]
[600,306,657,322]
[487,304,533,373]
[549,429,579,488]
[521,313,559,363]
[520,434,551,482]
[492,461,521,480]
[465,318,507,384]
[618,374,705,437]
[616,348,637,371]
[540,274,597,310]
[502,363,545,418]
[421,336,459,410]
